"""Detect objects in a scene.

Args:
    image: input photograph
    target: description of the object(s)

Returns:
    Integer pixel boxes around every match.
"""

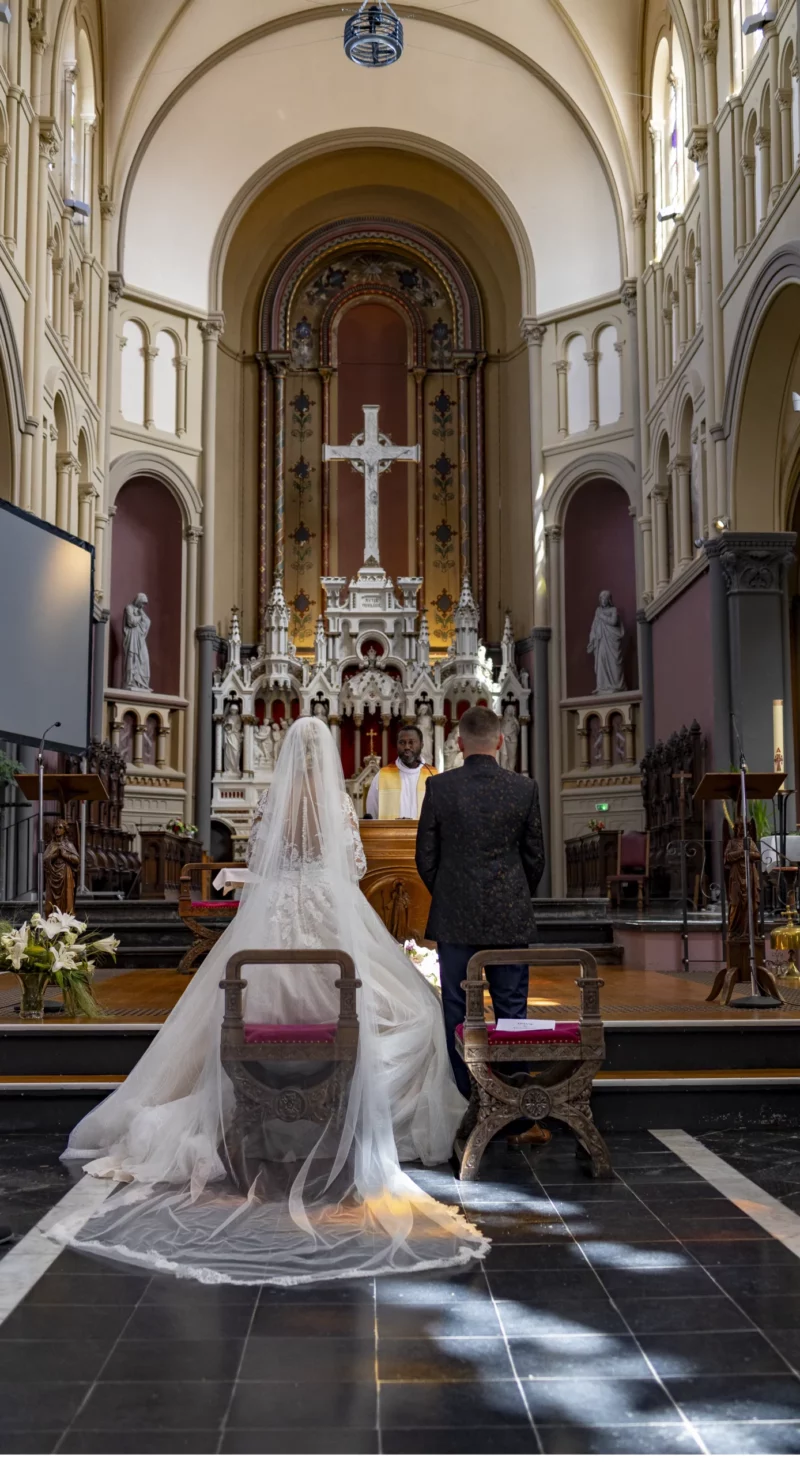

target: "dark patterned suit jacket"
[415,754,545,946]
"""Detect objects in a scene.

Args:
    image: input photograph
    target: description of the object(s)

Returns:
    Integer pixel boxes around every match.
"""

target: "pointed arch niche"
[257,216,485,657]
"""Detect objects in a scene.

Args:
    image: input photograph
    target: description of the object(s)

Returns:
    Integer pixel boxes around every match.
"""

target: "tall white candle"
[773,699,785,779]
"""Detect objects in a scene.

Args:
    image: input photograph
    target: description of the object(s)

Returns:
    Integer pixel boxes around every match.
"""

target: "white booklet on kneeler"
[496,1019,557,1033]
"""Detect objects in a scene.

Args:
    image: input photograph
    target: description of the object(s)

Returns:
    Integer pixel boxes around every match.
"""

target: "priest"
[365,724,438,820]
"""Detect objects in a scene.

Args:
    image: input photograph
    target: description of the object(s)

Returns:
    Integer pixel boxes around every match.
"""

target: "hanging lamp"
[344,1,404,67]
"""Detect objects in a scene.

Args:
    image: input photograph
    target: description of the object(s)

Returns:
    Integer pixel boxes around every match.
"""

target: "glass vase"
[17,971,49,1022]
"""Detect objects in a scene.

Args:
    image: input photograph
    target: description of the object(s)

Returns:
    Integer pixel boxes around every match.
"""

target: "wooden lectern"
[695,771,784,1006]
[359,820,430,942]
[15,773,109,809]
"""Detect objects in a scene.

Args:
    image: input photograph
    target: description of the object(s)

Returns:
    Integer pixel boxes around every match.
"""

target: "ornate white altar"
[210,404,530,855]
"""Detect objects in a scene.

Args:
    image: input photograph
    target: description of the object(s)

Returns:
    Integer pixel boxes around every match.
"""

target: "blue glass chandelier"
[344,1,404,67]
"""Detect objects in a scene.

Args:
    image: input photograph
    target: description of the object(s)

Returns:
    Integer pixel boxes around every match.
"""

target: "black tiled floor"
[3,1127,800,1454]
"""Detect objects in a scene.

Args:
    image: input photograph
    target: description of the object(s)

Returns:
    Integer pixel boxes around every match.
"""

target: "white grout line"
[651,1128,800,1261]
[0,1174,115,1323]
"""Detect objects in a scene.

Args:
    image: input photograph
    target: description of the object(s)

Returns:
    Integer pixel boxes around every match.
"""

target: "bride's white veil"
[54,717,486,1284]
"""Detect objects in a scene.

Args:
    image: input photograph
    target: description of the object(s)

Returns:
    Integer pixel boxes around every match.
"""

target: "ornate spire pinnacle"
[227,608,241,671]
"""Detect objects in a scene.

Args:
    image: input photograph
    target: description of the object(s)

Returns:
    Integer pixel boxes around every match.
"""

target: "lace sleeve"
[344,795,367,880]
[246,789,269,868]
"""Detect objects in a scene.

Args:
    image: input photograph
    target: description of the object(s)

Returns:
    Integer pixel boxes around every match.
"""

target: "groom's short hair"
[459,706,500,745]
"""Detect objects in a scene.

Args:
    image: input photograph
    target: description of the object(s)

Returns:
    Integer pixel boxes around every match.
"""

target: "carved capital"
[545,523,562,544]
[38,117,60,164]
[28,8,48,55]
[700,19,719,64]
[741,153,756,177]
[777,88,793,112]
[520,317,546,347]
[688,126,709,168]
[555,359,568,376]
[56,452,80,475]
[199,314,225,343]
[453,352,476,378]
[583,351,599,366]
[143,346,159,362]
[98,185,115,221]
[631,193,648,228]
[755,126,771,149]
[717,532,797,595]
[620,278,637,315]
[78,481,98,504]
[185,525,202,546]
[107,271,125,310]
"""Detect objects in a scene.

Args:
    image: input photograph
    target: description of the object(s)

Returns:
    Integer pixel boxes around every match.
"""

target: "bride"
[52,718,487,1284]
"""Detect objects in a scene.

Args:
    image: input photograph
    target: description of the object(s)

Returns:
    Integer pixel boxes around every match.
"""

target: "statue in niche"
[500,705,520,772]
[272,719,289,764]
[312,700,329,723]
[254,723,274,771]
[417,701,434,766]
[223,699,244,776]
[444,728,464,771]
[588,590,626,694]
[44,820,79,917]
[122,593,151,691]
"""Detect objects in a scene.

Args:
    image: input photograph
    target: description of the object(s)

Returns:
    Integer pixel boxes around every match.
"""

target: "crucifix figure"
[323,404,420,567]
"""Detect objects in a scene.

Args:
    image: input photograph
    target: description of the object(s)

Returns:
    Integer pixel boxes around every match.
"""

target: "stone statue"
[272,718,289,764]
[312,700,328,723]
[44,819,79,917]
[254,722,274,771]
[588,590,626,694]
[444,728,463,771]
[223,700,243,776]
[417,701,434,766]
[123,593,151,691]
[500,706,520,772]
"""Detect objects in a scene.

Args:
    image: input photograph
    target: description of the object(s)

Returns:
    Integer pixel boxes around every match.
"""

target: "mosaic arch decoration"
[257,218,486,657]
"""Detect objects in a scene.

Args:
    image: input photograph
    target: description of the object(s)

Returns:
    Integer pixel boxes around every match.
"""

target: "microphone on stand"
[36,721,61,916]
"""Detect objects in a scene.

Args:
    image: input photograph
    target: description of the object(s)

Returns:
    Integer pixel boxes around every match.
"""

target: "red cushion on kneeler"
[243,1022,338,1044]
[192,901,239,912]
[456,1022,582,1044]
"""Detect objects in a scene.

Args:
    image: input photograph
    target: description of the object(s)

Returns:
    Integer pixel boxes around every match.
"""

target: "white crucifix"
[323,404,420,566]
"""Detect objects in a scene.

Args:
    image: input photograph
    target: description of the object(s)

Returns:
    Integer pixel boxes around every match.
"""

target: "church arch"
[544,452,638,526]
[0,286,26,503]
[562,478,639,699]
[108,450,201,528]
[724,247,800,529]
[108,476,184,696]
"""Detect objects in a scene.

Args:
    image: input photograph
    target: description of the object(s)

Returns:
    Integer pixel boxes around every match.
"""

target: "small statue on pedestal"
[223,699,244,776]
[44,820,79,917]
[123,593,152,691]
[588,590,625,694]
[417,701,434,766]
[500,705,520,772]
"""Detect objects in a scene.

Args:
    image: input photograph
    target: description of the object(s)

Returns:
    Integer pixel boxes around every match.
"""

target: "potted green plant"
[0,910,119,1021]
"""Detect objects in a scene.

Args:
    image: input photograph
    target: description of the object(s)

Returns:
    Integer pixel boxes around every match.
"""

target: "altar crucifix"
[323,404,420,566]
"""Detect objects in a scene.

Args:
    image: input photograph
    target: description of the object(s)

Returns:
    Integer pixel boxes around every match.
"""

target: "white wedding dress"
[51,718,486,1285]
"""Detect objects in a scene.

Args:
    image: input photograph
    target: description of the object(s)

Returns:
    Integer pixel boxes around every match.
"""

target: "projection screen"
[0,499,93,754]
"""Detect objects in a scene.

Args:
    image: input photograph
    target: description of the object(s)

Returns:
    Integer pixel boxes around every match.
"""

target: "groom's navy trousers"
[437,944,529,1099]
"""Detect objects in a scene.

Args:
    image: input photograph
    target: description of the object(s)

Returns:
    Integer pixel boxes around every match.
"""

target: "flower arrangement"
[0,910,120,1020]
[166,819,199,838]
[404,939,441,993]
[588,819,606,834]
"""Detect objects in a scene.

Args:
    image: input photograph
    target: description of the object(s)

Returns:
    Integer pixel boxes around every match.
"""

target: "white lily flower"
[49,943,79,972]
[91,935,120,955]
[36,913,66,940]
[2,923,30,970]
[48,909,86,936]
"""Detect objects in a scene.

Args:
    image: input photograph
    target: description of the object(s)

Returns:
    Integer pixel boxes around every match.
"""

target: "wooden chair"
[219,948,361,1193]
[455,946,611,1181]
[178,861,242,972]
[607,830,651,912]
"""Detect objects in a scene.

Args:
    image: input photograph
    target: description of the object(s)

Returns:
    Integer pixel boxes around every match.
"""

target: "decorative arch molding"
[108,451,202,528]
[323,287,425,369]
[0,286,28,437]
[214,130,533,321]
[114,7,633,302]
[722,246,800,440]
[544,452,638,524]
[261,215,484,356]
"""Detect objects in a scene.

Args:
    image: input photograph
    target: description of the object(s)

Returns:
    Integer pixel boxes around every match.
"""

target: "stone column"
[195,627,216,850]
[521,319,547,625]
[777,89,793,187]
[93,512,108,603]
[716,533,796,779]
[688,126,719,524]
[80,253,92,379]
[474,353,487,621]
[319,364,333,578]
[55,452,74,530]
[4,85,21,253]
[354,715,362,772]
[676,215,688,350]
[653,486,670,591]
[328,713,341,752]
[533,629,552,896]
[546,526,564,895]
[792,57,800,169]
[78,480,96,543]
[768,22,781,200]
[584,350,599,430]
[671,456,692,568]
[134,723,145,767]
[143,345,158,429]
[175,354,188,438]
[653,261,666,383]
[156,723,170,770]
[196,314,224,851]
[0,143,11,242]
[454,355,475,585]
[555,360,568,438]
[639,509,654,601]
[742,154,756,246]
[412,366,426,580]
[631,196,650,475]
[184,527,200,822]
[91,609,109,741]
[381,714,390,767]
[269,355,289,585]
[637,609,655,753]
[698,27,727,521]
[60,208,72,351]
[30,119,60,517]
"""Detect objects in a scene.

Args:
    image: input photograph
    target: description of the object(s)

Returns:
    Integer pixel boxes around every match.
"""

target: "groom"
[415,706,547,1133]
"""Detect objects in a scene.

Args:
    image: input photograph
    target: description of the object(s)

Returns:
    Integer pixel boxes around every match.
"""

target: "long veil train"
[51,718,487,1284]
